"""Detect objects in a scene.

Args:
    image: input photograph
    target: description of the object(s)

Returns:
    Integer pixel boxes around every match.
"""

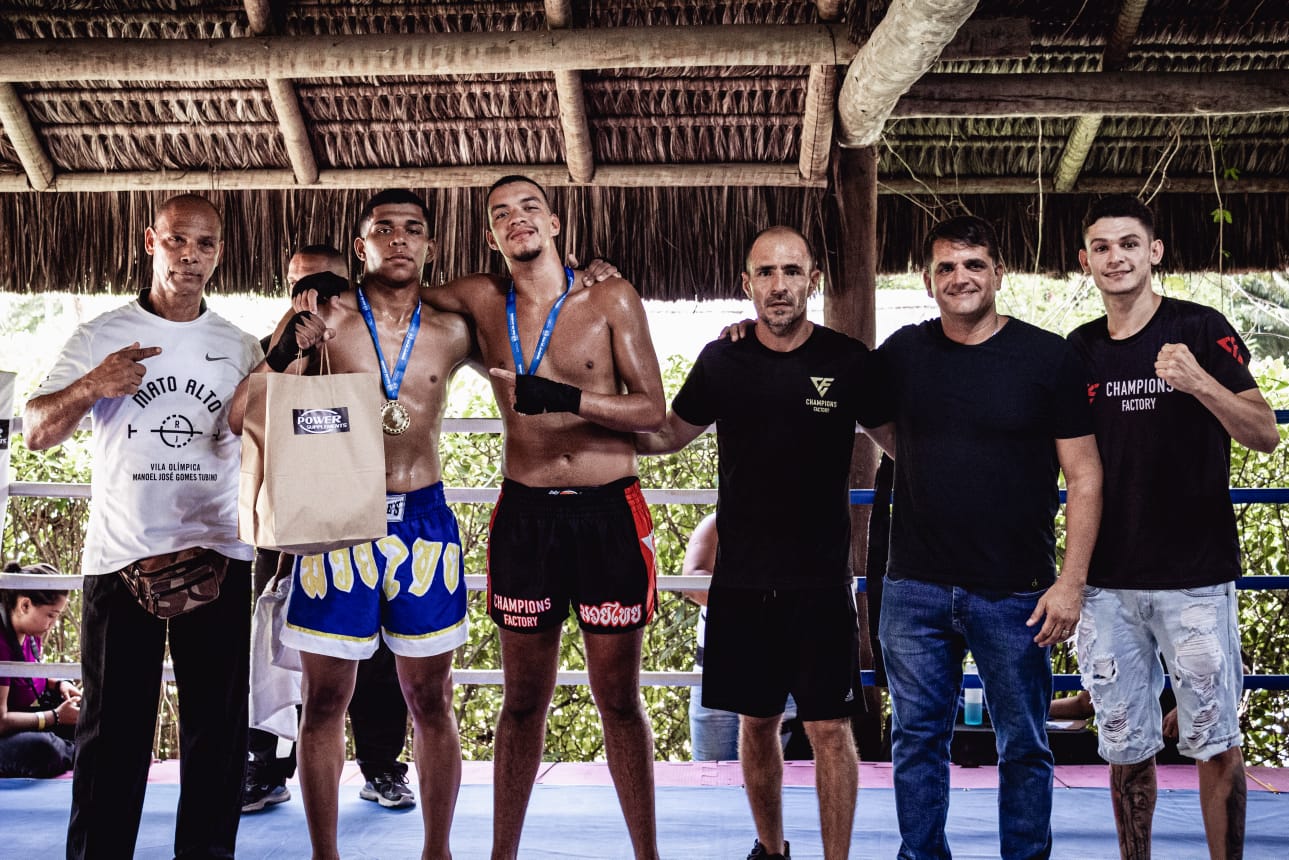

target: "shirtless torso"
[423,177,664,860]
[303,285,470,493]
[229,195,471,860]
[431,270,663,486]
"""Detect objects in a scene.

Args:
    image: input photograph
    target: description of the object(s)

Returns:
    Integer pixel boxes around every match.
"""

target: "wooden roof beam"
[837,0,979,148]
[0,164,826,193]
[0,83,55,191]
[242,0,274,36]
[894,71,1289,117]
[799,64,837,181]
[265,79,319,185]
[245,1,318,186]
[0,22,1027,82]
[545,1,594,184]
[1053,0,1149,192]
[798,0,842,182]
[816,1,844,21]
[879,176,1289,194]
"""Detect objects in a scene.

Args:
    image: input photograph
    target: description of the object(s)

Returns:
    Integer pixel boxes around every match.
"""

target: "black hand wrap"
[265,311,316,372]
[514,374,582,415]
[290,271,349,302]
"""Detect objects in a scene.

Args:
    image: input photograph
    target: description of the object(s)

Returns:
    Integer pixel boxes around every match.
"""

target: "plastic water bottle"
[963,658,983,726]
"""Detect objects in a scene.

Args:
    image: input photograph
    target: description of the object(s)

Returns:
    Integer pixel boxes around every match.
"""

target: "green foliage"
[9,313,1289,766]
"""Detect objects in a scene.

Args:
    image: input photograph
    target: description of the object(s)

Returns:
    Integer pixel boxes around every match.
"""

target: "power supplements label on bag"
[293,407,351,435]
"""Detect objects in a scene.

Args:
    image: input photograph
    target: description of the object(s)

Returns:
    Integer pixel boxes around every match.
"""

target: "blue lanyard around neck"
[506,266,574,376]
[356,286,421,400]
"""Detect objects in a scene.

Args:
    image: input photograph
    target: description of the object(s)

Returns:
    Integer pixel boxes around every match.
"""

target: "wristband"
[291,271,349,301]
[265,311,316,372]
[37,711,46,730]
[514,374,582,415]
[51,708,59,726]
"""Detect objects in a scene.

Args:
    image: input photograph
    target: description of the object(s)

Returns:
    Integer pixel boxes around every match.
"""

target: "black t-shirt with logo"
[871,318,1093,592]
[1068,297,1258,589]
[672,325,882,590]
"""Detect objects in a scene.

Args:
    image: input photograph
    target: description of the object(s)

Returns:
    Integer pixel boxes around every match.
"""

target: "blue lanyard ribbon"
[356,287,421,400]
[506,266,574,376]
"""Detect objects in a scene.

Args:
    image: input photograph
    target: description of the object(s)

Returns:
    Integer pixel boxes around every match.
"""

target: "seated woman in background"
[0,561,79,778]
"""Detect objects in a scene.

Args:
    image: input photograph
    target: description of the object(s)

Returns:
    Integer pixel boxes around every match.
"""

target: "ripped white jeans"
[1075,582,1243,765]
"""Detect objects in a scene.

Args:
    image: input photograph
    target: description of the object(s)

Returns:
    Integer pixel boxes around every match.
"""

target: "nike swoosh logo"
[205,353,231,362]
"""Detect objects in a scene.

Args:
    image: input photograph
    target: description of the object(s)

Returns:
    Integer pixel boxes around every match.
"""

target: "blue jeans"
[1076,583,1243,764]
[879,576,1054,860]
[688,687,800,761]
[689,685,741,761]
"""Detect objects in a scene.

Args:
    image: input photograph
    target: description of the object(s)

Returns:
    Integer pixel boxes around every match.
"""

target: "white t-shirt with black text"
[33,300,262,575]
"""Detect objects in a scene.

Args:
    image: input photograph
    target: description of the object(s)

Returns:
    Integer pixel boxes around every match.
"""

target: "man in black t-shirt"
[637,226,881,860]
[866,215,1102,860]
[1069,195,1278,859]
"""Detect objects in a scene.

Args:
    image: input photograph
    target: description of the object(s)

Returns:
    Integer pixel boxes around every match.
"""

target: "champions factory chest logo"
[293,407,351,435]
[1090,377,1174,412]
[805,376,838,413]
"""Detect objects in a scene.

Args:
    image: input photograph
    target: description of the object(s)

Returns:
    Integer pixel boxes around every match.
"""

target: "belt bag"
[118,547,228,619]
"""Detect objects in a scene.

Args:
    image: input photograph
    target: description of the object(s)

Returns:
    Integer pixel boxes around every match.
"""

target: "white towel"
[249,573,302,740]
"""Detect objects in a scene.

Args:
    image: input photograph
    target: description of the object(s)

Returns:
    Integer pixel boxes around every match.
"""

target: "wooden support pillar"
[825,146,877,345]
[826,144,884,760]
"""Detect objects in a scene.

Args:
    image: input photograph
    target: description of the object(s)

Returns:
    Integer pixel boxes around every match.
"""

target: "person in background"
[684,512,803,762]
[683,513,739,761]
[0,561,79,778]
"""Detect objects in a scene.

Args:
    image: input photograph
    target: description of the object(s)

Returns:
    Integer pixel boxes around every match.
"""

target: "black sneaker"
[241,780,290,813]
[359,770,416,808]
[747,838,791,860]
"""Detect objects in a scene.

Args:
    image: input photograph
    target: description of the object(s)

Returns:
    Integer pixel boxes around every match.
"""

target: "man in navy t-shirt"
[866,215,1102,860]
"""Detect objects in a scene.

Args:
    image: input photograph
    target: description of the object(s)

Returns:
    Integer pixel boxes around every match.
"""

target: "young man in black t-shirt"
[1069,195,1278,859]
[637,226,882,860]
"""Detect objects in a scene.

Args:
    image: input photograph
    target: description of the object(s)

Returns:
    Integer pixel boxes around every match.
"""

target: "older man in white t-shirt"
[25,193,261,860]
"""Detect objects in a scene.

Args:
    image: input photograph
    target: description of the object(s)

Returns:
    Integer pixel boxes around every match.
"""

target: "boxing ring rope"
[4,414,1289,692]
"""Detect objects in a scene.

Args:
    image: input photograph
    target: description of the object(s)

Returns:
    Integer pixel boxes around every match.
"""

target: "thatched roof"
[1,0,1287,299]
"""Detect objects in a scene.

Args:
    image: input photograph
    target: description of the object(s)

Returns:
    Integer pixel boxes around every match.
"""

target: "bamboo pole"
[1053,0,1150,192]
[798,0,841,182]
[265,78,319,185]
[0,163,824,193]
[244,0,318,186]
[816,1,844,20]
[877,175,1289,194]
[0,26,854,82]
[0,82,55,190]
[799,64,837,182]
[894,71,1289,118]
[837,0,979,147]
[545,1,594,184]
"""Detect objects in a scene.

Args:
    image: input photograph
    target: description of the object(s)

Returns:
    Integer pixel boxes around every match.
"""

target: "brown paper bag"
[239,369,387,555]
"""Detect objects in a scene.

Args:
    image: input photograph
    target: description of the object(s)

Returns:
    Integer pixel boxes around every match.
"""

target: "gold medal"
[381,400,411,436]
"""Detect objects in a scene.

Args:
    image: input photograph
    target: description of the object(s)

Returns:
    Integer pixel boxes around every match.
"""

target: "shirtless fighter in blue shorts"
[232,189,471,860]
